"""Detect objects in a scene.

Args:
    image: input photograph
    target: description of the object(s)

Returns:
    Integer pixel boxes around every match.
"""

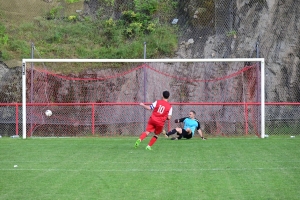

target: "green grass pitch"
[0,136,299,200]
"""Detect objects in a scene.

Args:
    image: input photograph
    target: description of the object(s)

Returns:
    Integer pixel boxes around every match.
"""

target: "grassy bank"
[0,0,178,73]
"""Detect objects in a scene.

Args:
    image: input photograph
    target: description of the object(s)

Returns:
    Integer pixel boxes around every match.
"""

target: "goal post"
[21,58,265,139]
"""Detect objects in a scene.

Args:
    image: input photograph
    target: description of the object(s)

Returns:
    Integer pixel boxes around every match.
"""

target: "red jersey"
[149,100,172,126]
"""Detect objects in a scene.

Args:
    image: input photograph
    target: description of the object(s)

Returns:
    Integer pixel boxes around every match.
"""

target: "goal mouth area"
[21,58,265,138]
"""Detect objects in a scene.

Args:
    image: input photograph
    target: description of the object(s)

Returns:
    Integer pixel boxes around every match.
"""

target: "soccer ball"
[45,110,52,117]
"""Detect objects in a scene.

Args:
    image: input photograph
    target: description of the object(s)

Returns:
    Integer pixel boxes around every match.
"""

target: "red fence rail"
[0,102,299,137]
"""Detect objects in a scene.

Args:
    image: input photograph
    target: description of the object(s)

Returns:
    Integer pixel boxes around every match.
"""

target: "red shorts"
[146,118,164,135]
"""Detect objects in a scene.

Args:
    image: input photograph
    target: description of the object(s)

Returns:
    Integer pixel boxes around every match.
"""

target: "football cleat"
[134,139,141,148]
[146,145,152,150]
[162,130,168,138]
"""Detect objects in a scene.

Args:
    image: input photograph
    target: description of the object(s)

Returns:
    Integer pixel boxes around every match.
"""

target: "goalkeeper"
[163,110,206,140]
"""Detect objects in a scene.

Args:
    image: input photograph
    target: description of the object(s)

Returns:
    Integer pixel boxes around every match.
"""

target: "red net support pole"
[92,103,95,135]
[15,103,19,136]
[244,103,248,135]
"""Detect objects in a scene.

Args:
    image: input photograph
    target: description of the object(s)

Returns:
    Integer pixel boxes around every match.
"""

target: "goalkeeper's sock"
[148,135,158,146]
[139,132,147,141]
[177,134,183,140]
[167,129,177,136]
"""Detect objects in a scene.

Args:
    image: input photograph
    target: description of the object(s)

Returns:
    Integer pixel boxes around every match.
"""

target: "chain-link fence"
[1,59,299,138]
[0,1,299,138]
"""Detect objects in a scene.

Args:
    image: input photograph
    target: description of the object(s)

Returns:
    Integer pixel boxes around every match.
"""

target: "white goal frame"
[22,58,265,139]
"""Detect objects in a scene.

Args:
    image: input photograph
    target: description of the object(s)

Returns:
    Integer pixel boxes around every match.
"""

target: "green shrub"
[102,18,124,43]
[8,39,30,58]
[0,23,9,46]
[46,6,63,20]
[67,15,78,22]
[66,0,80,3]
[0,0,179,71]
[0,34,8,45]
[46,31,63,43]
[145,26,178,57]
[104,0,115,6]
[134,0,158,15]
[120,0,159,38]
[0,49,12,60]
[19,23,35,31]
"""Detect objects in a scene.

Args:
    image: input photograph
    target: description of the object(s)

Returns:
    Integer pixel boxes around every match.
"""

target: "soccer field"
[0,136,299,200]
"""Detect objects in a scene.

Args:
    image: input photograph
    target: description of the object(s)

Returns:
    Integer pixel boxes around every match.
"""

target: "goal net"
[22,58,265,138]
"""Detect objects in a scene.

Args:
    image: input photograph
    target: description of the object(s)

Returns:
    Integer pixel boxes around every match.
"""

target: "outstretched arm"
[174,117,187,123]
[139,103,151,110]
[197,129,203,137]
[197,129,206,140]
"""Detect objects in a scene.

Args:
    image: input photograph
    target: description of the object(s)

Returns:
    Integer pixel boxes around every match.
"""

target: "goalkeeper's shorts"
[180,129,192,139]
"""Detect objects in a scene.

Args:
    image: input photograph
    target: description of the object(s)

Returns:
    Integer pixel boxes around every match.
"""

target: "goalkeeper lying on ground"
[163,110,206,140]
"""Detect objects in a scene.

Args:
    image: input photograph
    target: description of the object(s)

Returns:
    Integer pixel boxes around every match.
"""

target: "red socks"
[139,132,147,141]
[139,132,158,147]
[148,135,158,146]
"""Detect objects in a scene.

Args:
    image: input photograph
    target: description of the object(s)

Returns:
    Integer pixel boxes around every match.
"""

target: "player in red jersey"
[134,91,172,150]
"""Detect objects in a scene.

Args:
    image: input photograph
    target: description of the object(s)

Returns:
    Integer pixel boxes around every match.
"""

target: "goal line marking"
[1,167,298,172]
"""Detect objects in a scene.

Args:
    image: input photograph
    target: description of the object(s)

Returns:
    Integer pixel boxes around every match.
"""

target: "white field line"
[1,167,299,172]
[1,160,300,164]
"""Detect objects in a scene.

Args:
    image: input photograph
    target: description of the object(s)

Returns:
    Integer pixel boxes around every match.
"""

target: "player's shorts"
[181,129,192,139]
[146,118,164,134]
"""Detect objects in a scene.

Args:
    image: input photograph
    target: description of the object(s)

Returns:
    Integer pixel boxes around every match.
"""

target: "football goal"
[21,58,265,139]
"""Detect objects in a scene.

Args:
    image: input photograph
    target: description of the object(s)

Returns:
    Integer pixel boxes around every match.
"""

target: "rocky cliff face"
[0,62,22,103]
[180,0,300,102]
[1,0,300,104]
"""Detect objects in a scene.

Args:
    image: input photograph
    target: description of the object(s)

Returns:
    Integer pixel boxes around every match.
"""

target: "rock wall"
[1,0,300,103]
[0,62,22,103]
[202,0,300,102]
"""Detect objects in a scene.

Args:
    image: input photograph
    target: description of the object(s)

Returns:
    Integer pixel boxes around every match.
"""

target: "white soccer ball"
[45,110,52,117]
